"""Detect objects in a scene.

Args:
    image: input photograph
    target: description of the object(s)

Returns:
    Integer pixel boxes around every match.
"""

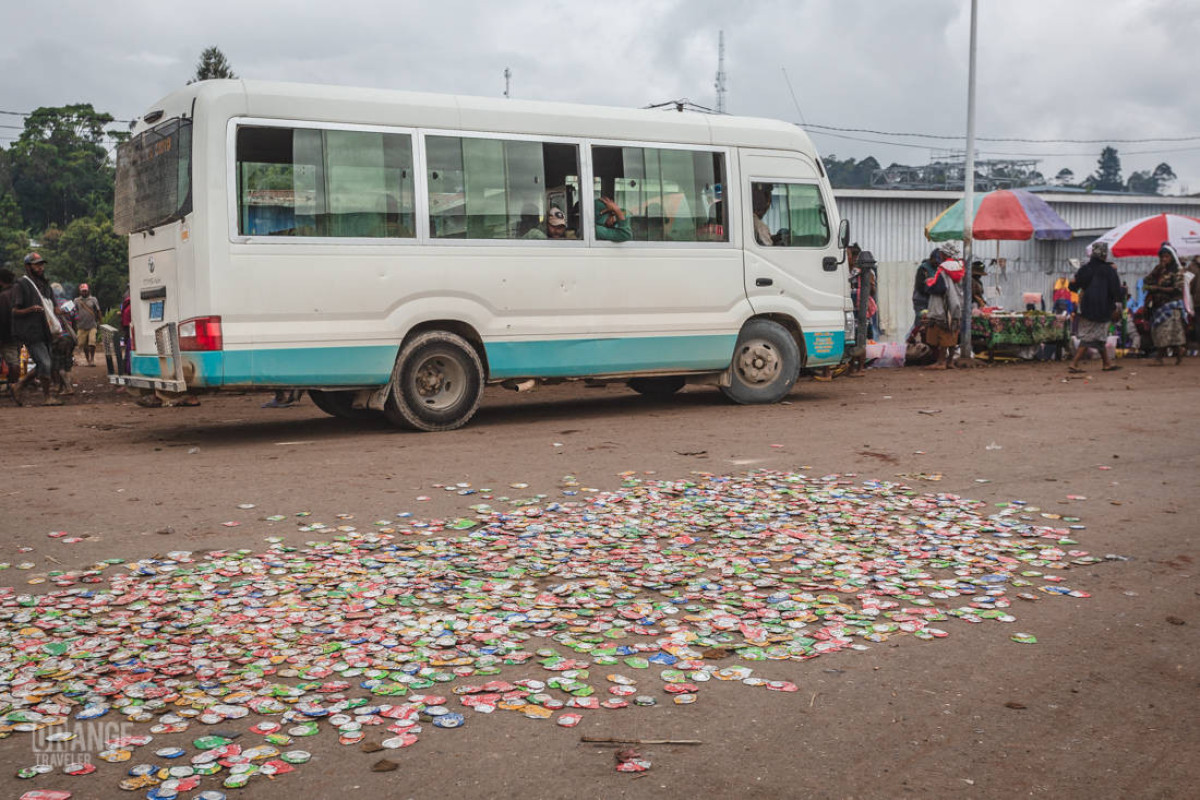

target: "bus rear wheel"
[720,319,801,404]
[384,331,485,431]
[309,389,378,420]
[627,376,686,398]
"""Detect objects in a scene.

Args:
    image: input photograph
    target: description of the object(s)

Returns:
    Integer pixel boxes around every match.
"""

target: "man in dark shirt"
[0,268,20,402]
[911,243,958,338]
[11,252,61,405]
[1068,242,1123,373]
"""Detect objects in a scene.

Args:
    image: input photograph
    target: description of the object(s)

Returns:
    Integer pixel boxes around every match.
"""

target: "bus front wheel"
[384,331,485,431]
[720,319,801,404]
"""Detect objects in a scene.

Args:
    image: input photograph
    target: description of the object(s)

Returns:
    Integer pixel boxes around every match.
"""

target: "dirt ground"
[2,358,1197,800]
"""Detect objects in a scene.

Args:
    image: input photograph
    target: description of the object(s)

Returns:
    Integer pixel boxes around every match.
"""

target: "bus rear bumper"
[101,323,189,393]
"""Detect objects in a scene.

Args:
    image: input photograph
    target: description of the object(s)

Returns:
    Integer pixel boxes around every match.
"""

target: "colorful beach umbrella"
[1088,213,1200,258]
[925,189,1073,242]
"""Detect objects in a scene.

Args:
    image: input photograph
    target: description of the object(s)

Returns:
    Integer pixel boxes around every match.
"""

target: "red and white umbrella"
[1089,213,1200,258]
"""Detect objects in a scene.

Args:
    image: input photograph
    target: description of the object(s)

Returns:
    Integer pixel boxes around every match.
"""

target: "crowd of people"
[0,251,130,406]
[901,239,1199,373]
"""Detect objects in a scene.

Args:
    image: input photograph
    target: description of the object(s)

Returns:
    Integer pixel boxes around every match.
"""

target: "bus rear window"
[114,118,193,235]
[236,126,416,238]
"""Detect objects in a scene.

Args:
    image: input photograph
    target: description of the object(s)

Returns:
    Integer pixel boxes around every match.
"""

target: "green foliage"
[1122,161,1174,195]
[0,147,12,195]
[38,215,126,311]
[0,193,31,269]
[7,104,117,231]
[821,155,881,188]
[1088,146,1124,191]
[190,46,237,83]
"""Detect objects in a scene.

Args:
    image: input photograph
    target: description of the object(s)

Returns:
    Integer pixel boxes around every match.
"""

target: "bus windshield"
[114,118,193,235]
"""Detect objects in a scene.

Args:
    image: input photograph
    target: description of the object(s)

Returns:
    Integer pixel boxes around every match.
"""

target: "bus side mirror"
[838,218,850,250]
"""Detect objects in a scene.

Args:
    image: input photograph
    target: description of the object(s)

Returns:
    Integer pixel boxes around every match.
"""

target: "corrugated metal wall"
[835,192,1200,341]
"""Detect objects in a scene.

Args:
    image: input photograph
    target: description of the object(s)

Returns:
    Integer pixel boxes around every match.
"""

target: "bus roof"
[133,79,818,154]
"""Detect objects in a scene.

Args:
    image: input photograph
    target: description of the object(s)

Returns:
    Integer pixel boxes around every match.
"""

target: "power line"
[806,128,1200,158]
[802,122,1200,145]
[0,108,136,124]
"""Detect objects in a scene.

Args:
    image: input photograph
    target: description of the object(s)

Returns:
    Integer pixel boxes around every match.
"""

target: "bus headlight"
[844,311,856,345]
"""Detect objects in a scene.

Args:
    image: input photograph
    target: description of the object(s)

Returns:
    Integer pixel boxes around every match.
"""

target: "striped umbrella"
[1088,213,1200,258]
[925,189,1073,242]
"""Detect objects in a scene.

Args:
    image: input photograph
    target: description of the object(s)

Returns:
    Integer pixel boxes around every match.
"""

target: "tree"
[1126,163,1176,195]
[1152,162,1176,194]
[190,46,237,83]
[1054,168,1075,187]
[0,193,31,270]
[37,216,126,311]
[821,155,882,189]
[1089,146,1123,191]
[58,216,126,311]
[7,104,117,231]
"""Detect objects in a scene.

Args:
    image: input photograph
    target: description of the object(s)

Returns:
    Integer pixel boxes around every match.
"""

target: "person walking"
[1067,242,1122,373]
[10,253,62,405]
[0,268,21,403]
[1143,242,1188,365]
[922,254,965,370]
[911,244,955,339]
[73,283,102,366]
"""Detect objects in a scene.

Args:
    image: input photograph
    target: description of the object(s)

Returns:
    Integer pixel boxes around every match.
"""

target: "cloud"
[1,0,1196,190]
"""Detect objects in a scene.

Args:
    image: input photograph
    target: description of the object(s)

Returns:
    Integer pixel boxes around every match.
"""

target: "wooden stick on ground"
[581,736,702,746]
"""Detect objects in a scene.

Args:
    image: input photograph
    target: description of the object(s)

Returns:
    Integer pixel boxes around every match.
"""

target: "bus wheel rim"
[412,354,466,410]
[736,340,781,385]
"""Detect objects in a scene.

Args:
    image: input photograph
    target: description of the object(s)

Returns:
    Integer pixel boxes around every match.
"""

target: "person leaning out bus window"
[594,197,632,242]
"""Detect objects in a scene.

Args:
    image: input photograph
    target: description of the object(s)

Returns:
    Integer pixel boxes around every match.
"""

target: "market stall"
[971,311,1070,360]
[924,190,1074,361]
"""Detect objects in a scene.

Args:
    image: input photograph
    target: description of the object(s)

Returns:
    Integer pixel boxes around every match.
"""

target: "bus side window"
[749,182,829,249]
[236,126,415,239]
[591,146,726,243]
[783,184,830,247]
[426,136,580,240]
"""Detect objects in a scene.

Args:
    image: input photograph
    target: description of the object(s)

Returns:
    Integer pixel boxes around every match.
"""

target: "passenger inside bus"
[752,183,774,246]
[594,196,632,242]
[697,199,725,241]
[520,205,572,239]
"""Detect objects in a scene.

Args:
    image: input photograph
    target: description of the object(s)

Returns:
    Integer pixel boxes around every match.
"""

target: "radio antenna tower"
[714,30,727,114]
[504,67,512,99]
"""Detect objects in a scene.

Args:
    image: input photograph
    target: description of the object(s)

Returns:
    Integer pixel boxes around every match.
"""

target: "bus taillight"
[179,316,223,351]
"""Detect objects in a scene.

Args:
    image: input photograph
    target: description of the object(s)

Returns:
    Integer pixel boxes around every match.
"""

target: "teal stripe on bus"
[130,331,840,386]
[484,334,737,379]
[803,330,846,365]
[131,345,396,387]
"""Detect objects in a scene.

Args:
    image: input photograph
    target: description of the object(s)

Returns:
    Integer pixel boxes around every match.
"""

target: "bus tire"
[384,330,485,431]
[627,376,686,398]
[719,319,801,405]
[309,389,378,420]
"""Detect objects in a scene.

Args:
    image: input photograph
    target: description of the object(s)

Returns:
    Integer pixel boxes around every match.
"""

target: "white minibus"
[109,80,854,430]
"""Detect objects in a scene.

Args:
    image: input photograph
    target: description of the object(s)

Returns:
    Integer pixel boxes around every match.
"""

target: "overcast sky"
[3,0,1197,192]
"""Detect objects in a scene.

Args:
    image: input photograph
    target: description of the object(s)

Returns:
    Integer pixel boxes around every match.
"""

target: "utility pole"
[959,0,978,364]
[504,67,511,100]
[714,30,727,114]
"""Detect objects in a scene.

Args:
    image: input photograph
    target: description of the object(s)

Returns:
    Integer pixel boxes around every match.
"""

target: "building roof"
[833,188,1200,206]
